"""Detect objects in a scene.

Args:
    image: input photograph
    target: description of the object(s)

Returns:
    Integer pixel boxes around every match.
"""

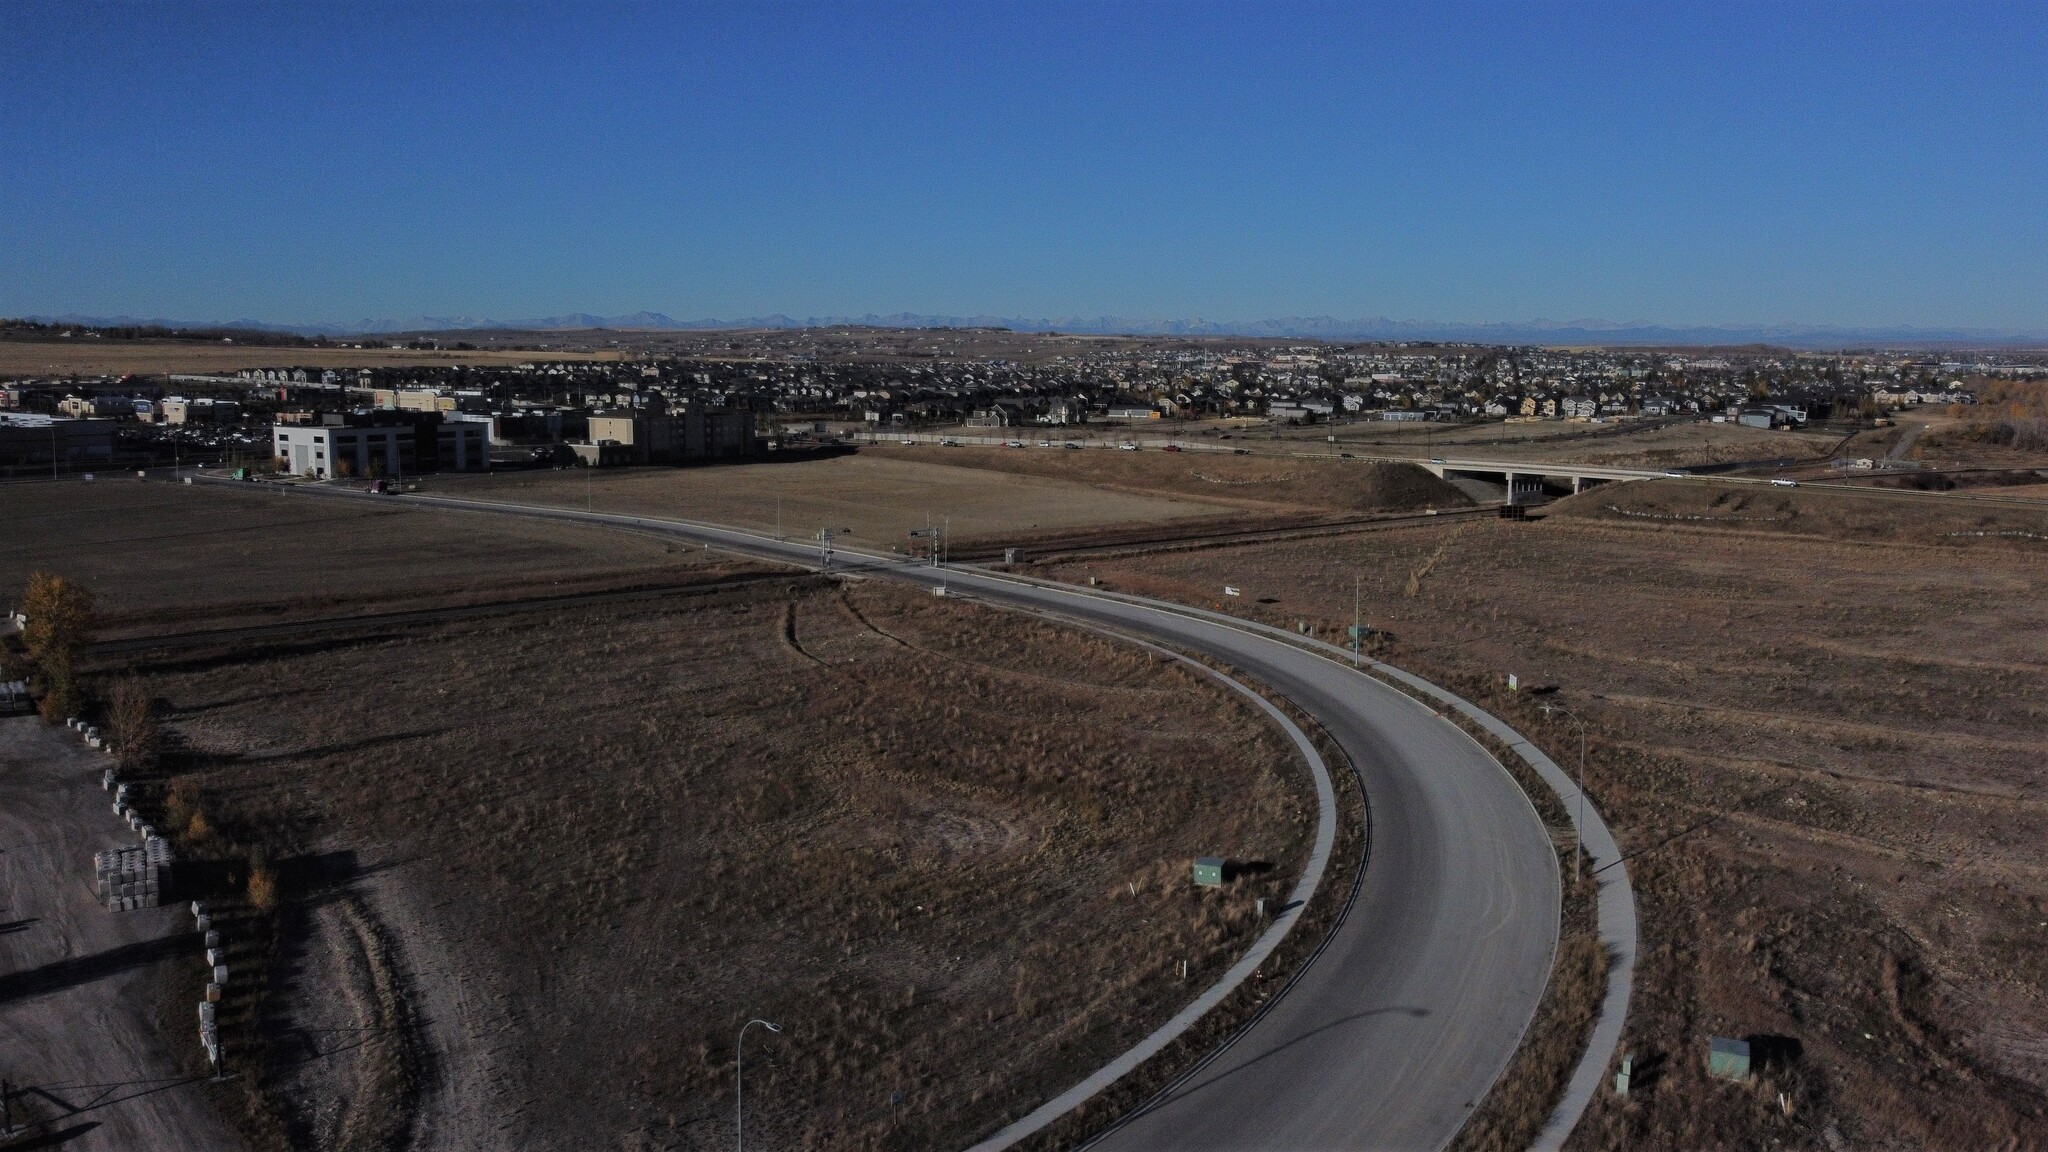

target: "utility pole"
[1543,703,1590,883]
[1352,573,1362,668]
[817,528,836,572]
[736,1018,781,1152]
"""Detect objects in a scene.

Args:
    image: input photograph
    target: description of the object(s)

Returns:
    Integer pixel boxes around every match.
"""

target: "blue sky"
[3,2,2044,328]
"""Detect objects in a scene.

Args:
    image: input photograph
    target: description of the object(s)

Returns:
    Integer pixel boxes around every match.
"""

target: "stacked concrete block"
[94,836,172,910]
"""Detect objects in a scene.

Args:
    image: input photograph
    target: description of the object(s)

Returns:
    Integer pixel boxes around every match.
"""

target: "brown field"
[1556,477,2048,544]
[857,445,1469,517]
[1252,414,1838,467]
[0,480,757,639]
[0,338,618,376]
[1033,479,2048,1150]
[432,454,1238,546]
[103,576,1313,1151]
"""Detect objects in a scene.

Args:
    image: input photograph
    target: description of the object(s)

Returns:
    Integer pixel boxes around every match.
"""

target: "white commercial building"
[272,420,487,478]
[274,424,406,478]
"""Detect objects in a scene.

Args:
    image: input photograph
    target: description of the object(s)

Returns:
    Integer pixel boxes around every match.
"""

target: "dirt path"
[355,853,511,1152]
[0,716,242,1150]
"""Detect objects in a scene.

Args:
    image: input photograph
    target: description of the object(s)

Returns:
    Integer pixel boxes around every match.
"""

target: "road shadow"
[0,934,195,1006]
[4,1121,101,1149]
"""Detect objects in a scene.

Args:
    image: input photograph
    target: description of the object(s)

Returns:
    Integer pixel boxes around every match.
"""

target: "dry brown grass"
[1036,488,2048,1150]
[1557,477,2048,543]
[110,577,1316,1150]
[434,453,1233,546]
[0,480,751,639]
[861,445,1468,516]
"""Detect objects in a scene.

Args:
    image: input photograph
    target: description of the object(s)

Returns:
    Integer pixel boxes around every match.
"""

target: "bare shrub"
[108,676,160,771]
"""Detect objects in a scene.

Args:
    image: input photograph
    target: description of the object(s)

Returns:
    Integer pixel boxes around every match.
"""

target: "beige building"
[372,389,458,413]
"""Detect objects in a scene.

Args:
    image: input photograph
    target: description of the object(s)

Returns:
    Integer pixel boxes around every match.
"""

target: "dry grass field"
[1035,479,2048,1150]
[433,454,1236,546]
[1265,414,1837,467]
[0,480,755,639]
[106,577,1313,1151]
[857,445,1468,517]
[0,338,616,376]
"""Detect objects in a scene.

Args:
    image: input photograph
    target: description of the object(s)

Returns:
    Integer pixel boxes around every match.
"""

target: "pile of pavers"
[98,767,173,910]
[93,837,173,911]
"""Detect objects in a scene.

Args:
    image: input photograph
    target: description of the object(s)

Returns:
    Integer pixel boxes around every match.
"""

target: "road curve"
[244,482,1566,1151]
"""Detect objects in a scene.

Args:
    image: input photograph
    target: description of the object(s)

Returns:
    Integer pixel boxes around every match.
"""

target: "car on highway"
[900,438,917,445]
[1118,442,1138,451]
[1771,478,1799,487]
[1005,440,1025,448]
[1063,441,1083,449]
[939,438,960,447]
[1430,456,1447,464]
[1162,444,1182,452]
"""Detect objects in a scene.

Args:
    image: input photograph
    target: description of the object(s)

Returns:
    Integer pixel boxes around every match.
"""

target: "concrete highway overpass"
[1414,457,1669,504]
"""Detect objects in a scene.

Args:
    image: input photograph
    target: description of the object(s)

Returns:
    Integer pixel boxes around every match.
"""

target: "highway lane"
[311,486,1561,1152]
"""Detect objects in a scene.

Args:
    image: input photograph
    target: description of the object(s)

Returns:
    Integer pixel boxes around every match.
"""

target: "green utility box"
[1708,1036,1751,1081]
[1193,857,1225,887]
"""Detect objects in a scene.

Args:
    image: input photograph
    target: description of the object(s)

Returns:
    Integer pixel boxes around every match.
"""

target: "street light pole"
[1543,703,1589,884]
[737,1018,781,1152]
[1352,572,1362,668]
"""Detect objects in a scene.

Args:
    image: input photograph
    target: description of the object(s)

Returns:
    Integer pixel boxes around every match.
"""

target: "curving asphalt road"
[237,482,1569,1151]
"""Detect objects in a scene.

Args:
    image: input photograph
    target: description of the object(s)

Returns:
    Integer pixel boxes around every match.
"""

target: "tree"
[19,572,93,723]
[107,677,160,772]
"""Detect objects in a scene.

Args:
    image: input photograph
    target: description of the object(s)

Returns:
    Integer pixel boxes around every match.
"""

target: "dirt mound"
[1551,479,2048,547]
[867,446,1470,515]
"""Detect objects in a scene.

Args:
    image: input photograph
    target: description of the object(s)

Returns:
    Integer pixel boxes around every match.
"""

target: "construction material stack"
[94,837,172,910]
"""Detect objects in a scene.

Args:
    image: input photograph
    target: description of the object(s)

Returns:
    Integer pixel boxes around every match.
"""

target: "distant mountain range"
[23,311,2048,349]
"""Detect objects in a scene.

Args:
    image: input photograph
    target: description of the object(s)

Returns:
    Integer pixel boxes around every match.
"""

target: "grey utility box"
[1193,857,1225,887]
[1708,1036,1752,1081]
